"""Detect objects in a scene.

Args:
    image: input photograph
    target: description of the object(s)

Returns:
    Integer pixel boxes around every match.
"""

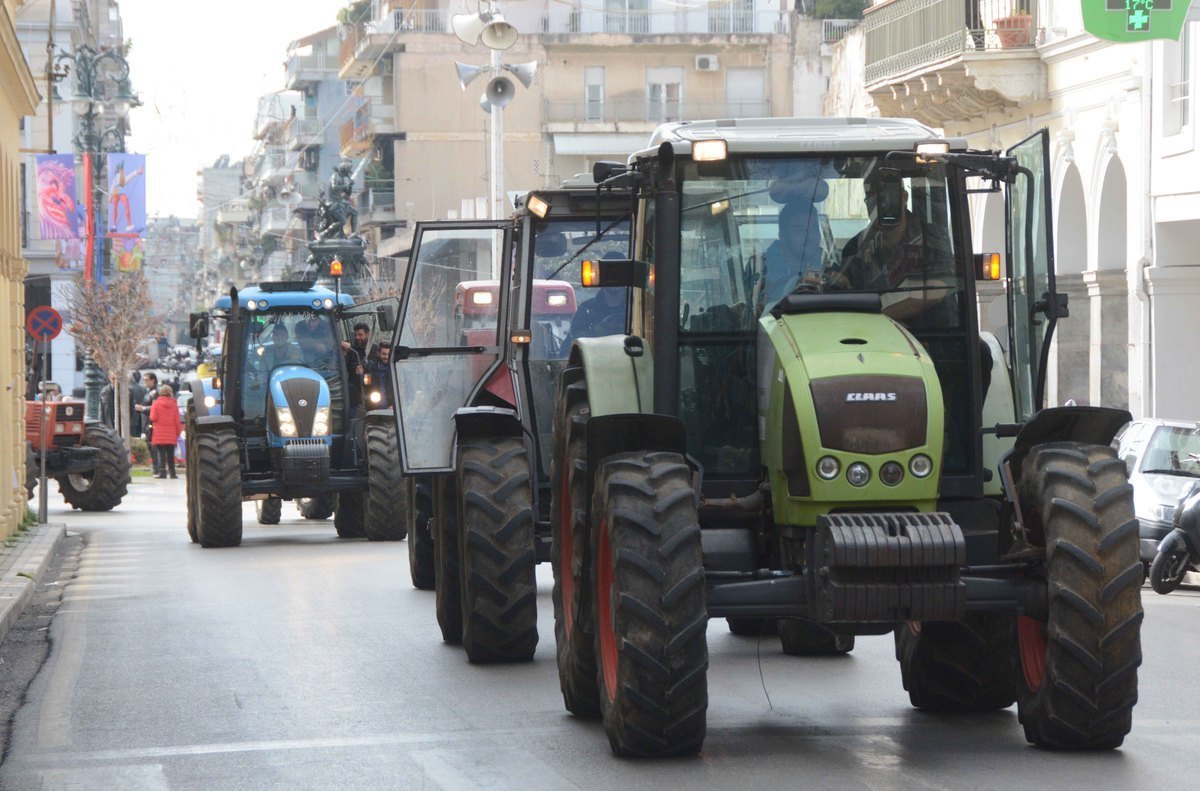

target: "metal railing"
[822,18,859,44]
[285,51,330,84]
[544,98,771,125]
[863,0,1038,85]
[287,116,322,145]
[363,8,786,37]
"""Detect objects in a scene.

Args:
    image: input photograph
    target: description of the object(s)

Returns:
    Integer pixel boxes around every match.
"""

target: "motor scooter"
[1150,480,1200,594]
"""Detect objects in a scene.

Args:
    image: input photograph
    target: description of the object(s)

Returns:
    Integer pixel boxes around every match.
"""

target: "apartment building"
[141,216,199,341]
[1,0,40,536]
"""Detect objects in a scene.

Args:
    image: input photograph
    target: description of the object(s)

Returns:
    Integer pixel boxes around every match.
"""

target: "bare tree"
[67,272,164,447]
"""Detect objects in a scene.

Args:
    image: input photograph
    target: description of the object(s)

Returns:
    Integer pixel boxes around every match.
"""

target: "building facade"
[140,216,198,342]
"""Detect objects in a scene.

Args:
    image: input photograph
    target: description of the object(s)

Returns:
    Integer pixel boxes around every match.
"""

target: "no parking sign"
[25,306,63,341]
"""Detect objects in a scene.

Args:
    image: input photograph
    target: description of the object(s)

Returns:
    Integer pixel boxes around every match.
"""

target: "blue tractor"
[184,280,404,547]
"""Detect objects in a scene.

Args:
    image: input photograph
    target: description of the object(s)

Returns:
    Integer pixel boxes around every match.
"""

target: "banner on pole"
[106,152,146,237]
[115,236,144,272]
[34,154,82,240]
[1083,0,1195,42]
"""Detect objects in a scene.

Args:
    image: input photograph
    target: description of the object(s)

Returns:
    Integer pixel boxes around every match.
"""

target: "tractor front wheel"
[1015,442,1142,749]
[298,495,335,520]
[58,425,130,512]
[334,492,366,538]
[592,451,707,757]
[195,428,243,548]
[894,615,1015,711]
[256,497,282,525]
[434,476,463,643]
[364,421,407,541]
[457,437,537,662]
[184,409,198,543]
[407,476,435,590]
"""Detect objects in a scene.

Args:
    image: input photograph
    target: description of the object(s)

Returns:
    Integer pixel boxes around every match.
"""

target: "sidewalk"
[0,520,65,645]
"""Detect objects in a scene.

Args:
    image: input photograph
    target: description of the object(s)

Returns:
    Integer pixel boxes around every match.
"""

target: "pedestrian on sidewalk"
[148,384,182,479]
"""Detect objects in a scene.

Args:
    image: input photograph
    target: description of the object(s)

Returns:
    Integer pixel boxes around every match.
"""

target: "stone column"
[1054,273,1090,406]
[1084,270,1129,410]
[1145,265,1200,419]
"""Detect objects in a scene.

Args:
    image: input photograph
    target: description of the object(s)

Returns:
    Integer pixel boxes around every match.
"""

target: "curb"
[0,523,66,645]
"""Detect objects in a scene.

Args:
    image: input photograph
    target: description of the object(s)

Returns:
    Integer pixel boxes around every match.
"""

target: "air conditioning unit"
[695,55,720,72]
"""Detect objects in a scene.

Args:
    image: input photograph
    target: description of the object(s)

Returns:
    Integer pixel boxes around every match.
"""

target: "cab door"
[1005,129,1063,420]
[391,221,511,473]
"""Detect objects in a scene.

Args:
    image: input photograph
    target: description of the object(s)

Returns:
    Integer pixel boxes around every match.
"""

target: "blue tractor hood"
[216,282,355,311]
[267,365,333,446]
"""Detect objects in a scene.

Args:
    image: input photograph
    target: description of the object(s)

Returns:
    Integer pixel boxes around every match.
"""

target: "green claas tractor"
[391,183,631,662]
[549,118,1142,756]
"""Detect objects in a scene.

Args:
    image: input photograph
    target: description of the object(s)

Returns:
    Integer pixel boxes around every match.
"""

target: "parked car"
[1113,418,1200,563]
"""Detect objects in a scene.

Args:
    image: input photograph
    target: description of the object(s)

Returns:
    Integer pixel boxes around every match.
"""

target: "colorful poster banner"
[115,236,144,272]
[1083,0,1195,42]
[106,152,146,237]
[34,154,81,240]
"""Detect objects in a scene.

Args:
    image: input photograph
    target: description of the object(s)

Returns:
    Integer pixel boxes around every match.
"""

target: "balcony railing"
[287,116,323,148]
[544,98,771,125]
[822,18,859,44]
[362,8,786,38]
[864,0,1038,85]
[260,207,295,234]
[285,51,330,85]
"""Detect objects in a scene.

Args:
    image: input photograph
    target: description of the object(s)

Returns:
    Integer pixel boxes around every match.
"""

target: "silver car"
[1113,418,1200,562]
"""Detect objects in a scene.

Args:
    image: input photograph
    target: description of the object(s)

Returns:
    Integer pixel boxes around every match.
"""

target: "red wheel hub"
[558,463,575,632]
[1017,615,1047,692]
[597,518,618,702]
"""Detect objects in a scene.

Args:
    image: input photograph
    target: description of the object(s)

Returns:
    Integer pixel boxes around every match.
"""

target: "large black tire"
[549,367,601,716]
[194,428,243,548]
[1148,548,1190,595]
[592,452,707,757]
[457,437,538,663]
[779,620,855,656]
[1014,442,1142,750]
[185,409,198,543]
[57,425,130,512]
[434,475,463,643]
[407,476,435,590]
[256,497,282,525]
[298,495,335,520]
[335,492,366,538]
[364,421,407,541]
[894,614,1015,711]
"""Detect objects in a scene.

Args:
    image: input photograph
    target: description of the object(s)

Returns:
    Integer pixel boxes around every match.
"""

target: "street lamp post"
[50,43,139,419]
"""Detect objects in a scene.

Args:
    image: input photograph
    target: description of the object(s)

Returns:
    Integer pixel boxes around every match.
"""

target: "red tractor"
[25,399,130,512]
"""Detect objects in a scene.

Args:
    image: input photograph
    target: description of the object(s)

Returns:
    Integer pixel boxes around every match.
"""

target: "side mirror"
[581,258,649,288]
[875,168,904,227]
[592,161,628,184]
[189,312,209,340]
[975,253,1002,281]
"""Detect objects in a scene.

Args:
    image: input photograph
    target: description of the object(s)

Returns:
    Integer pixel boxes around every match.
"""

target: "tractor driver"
[566,252,628,344]
[259,323,299,371]
[295,313,338,371]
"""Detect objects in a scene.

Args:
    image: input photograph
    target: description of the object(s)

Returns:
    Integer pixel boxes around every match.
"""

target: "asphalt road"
[2,476,1200,789]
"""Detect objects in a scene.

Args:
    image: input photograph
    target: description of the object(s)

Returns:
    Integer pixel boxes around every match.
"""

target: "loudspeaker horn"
[451,12,485,46]
[455,61,489,91]
[479,91,493,113]
[480,13,518,50]
[502,61,537,89]
[484,75,514,108]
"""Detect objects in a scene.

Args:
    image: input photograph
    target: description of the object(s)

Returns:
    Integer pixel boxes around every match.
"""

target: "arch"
[1095,157,1127,272]
[1055,163,1087,275]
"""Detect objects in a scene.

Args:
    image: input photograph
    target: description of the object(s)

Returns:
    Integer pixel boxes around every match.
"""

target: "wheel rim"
[68,472,93,492]
[1017,615,1047,692]
[559,458,576,632]
[597,517,618,702]
[1164,551,1190,583]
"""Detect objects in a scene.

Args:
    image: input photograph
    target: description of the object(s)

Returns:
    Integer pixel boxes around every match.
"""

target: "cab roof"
[639,117,968,159]
[214,281,354,310]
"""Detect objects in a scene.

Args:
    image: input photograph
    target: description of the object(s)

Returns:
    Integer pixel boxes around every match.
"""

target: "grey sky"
[120,0,342,220]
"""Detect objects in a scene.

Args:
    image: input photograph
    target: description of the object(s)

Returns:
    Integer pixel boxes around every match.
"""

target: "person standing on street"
[148,385,181,479]
[135,372,159,473]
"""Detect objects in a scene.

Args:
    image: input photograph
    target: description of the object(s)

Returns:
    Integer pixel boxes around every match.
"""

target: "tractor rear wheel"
[195,428,243,548]
[592,451,707,757]
[364,421,407,541]
[894,615,1015,711]
[184,409,198,543]
[434,476,463,643]
[58,425,130,512]
[334,492,366,538]
[298,495,335,520]
[1015,442,1142,749]
[550,367,600,716]
[256,497,282,525]
[407,476,435,590]
[779,620,854,656]
[727,618,778,637]
[457,437,537,663]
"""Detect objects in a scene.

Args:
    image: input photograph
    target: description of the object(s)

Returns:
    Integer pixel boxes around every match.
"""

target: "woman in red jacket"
[149,385,182,479]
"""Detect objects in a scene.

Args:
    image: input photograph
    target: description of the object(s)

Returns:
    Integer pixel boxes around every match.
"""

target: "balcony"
[539,8,787,37]
[260,206,296,235]
[822,18,859,44]
[216,199,252,226]
[359,188,397,228]
[544,98,772,129]
[286,116,323,151]
[285,50,332,89]
[862,0,1045,126]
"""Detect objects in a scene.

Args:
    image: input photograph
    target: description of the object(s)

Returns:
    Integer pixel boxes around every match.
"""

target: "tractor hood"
[267,366,332,442]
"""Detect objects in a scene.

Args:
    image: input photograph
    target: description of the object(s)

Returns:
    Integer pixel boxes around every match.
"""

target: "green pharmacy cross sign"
[1084,0,1194,41]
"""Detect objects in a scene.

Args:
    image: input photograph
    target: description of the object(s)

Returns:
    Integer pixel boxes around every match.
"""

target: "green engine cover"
[760,310,944,526]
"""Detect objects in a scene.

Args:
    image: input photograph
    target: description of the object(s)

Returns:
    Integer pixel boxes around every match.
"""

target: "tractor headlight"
[312,406,331,437]
[368,390,382,405]
[204,395,217,409]
[880,461,904,486]
[847,462,871,487]
[816,456,840,480]
[276,407,298,437]
[910,454,933,478]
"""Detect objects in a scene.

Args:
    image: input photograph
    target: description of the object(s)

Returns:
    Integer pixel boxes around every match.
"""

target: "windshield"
[679,156,961,331]
[241,309,342,430]
[1141,426,1200,477]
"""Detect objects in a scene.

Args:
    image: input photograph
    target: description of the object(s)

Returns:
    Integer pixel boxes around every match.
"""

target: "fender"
[1007,405,1133,480]
[585,413,689,508]
[193,414,236,434]
[453,406,523,441]
[184,375,219,418]
[1157,529,1188,555]
[364,408,395,428]
[568,335,653,417]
